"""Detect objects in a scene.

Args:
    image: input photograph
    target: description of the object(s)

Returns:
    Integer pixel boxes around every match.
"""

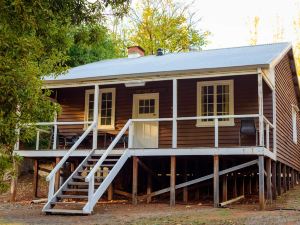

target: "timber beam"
[139,159,258,200]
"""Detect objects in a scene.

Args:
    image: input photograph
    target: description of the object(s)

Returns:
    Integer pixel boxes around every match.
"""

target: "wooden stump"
[213,155,219,208]
[170,156,176,206]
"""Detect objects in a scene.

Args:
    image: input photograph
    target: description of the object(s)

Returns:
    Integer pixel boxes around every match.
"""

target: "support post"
[170,156,176,206]
[233,173,237,198]
[272,77,277,155]
[214,119,219,147]
[258,72,264,147]
[147,174,152,203]
[53,112,57,150]
[132,156,138,205]
[277,162,282,196]
[283,164,287,193]
[92,84,99,150]
[108,184,113,201]
[259,156,265,210]
[128,122,134,149]
[287,167,290,191]
[35,130,40,150]
[266,158,272,203]
[213,155,219,208]
[291,169,295,188]
[55,157,61,192]
[172,79,177,149]
[183,158,188,203]
[33,159,39,198]
[271,161,277,200]
[222,175,227,202]
[248,174,252,195]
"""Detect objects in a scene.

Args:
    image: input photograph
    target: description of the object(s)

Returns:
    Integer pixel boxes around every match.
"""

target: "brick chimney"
[127,46,145,58]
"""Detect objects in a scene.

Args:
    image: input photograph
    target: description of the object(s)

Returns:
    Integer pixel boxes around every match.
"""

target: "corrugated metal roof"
[45,42,291,81]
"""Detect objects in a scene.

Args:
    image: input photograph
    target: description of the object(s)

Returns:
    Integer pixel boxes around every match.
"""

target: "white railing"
[263,116,274,150]
[16,121,92,151]
[82,114,274,213]
[46,121,96,200]
[83,118,173,213]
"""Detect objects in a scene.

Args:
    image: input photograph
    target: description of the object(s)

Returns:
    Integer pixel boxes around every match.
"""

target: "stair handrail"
[43,148,96,211]
[46,121,96,199]
[85,119,132,182]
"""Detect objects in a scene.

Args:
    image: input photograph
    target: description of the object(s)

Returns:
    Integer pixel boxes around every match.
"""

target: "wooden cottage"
[14,43,300,214]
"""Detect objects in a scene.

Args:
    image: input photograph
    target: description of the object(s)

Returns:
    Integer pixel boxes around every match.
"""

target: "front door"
[132,93,159,148]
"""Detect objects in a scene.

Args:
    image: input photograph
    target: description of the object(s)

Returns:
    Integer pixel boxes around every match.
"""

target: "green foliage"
[67,24,122,67]
[128,0,210,55]
[0,0,129,191]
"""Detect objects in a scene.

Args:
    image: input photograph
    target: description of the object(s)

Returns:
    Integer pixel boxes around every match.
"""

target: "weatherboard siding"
[55,75,269,149]
[275,55,300,171]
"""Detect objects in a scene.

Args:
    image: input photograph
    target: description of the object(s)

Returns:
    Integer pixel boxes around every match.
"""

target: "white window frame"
[84,88,116,130]
[196,80,234,127]
[292,105,299,144]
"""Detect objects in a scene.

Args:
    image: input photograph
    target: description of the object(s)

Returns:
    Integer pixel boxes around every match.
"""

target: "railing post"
[87,173,95,212]
[14,128,20,151]
[172,79,177,148]
[36,130,40,151]
[48,177,55,200]
[93,85,99,150]
[53,112,58,150]
[258,72,264,147]
[128,121,134,148]
[266,123,270,150]
[214,118,219,148]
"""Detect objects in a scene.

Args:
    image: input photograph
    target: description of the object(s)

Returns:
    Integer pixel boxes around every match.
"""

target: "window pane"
[216,85,230,121]
[138,98,155,114]
[201,86,214,121]
[100,91,114,127]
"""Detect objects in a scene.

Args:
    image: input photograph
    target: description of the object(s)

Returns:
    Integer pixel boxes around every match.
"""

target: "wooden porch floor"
[14,146,275,159]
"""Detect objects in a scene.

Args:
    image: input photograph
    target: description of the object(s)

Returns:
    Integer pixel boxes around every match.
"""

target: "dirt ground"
[1,175,300,225]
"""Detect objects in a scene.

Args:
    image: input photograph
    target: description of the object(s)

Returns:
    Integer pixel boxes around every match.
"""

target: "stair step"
[69,181,102,186]
[58,194,88,199]
[88,158,118,162]
[51,201,86,205]
[73,175,104,180]
[64,188,89,192]
[44,208,88,215]
[101,164,115,167]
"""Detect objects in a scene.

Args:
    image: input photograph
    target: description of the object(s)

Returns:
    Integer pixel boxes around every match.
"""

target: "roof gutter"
[43,65,266,89]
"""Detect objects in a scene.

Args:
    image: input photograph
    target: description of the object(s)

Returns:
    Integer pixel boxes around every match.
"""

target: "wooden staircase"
[43,150,130,215]
[43,120,132,215]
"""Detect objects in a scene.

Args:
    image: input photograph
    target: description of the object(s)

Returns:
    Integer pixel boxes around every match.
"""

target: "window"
[139,99,155,114]
[84,88,116,130]
[197,80,234,127]
[292,105,299,144]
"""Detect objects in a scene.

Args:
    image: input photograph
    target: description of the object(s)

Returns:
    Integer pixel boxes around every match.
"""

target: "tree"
[0,0,129,196]
[294,13,300,73]
[247,16,260,45]
[127,0,210,55]
[67,24,123,67]
[273,15,284,43]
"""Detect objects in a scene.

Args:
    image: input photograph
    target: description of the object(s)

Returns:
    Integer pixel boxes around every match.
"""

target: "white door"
[132,93,159,148]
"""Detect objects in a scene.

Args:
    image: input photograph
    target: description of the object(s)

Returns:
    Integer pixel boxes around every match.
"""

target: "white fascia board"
[268,43,292,69]
[43,67,260,89]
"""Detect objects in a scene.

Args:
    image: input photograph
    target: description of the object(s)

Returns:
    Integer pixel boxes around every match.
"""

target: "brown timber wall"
[275,54,300,171]
[55,75,268,149]
[177,75,259,147]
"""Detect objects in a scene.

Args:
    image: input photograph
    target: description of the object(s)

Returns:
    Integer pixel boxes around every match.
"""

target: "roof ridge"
[200,42,290,53]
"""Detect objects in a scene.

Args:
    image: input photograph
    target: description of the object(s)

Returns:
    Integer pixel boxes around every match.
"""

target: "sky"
[184,0,300,49]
